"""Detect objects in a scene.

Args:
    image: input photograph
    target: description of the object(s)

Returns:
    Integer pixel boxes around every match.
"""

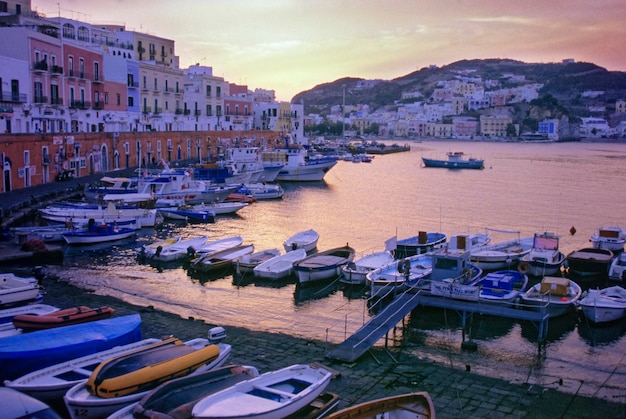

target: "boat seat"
[249,386,294,401]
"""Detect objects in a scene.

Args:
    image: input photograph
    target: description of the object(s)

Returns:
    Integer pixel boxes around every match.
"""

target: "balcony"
[33,61,48,72]
[33,96,49,104]
[51,65,64,75]
[69,100,90,109]
[50,97,64,106]
[153,107,163,114]
[93,102,104,110]
[92,74,104,84]
[142,106,152,114]
[194,110,201,117]
[0,91,27,103]
[128,81,139,88]
[175,108,183,115]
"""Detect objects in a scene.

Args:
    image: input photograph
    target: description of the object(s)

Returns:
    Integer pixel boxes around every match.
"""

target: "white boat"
[10,224,80,243]
[144,236,208,262]
[157,205,216,223]
[0,273,42,308]
[194,201,248,215]
[3,338,162,402]
[608,252,626,282]
[469,230,533,272]
[39,201,160,228]
[223,147,281,184]
[253,249,308,280]
[366,253,433,297]
[341,250,395,285]
[326,391,435,419]
[189,236,244,256]
[63,339,232,419]
[191,363,332,419]
[520,276,583,317]
[393,231,447,259]
[191,244,255,273]
[242,182,285,200]
[62,224,136,245]
[283,229,319,253]
[424,250,483,300]
[1,387,63,419]
[446,232,491,253]
[235,248,281,273]
[589,225,626,253]
[578,286,626,323]
[141,236,182,254]
[262,143,338,182]
[293,245,355,284]
[0,304,58,337]
[518,231,565,277]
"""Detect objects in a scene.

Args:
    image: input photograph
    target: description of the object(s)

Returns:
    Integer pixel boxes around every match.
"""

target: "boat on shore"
[422,151,484,169]
[12,305,115,332]
[0,273,42,308]
[326,391,435,419]
[293,245,355,284]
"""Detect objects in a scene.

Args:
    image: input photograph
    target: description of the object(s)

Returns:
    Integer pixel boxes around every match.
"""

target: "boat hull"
[0,274,41,308]
[253,249,308,280]
[520,277,582,318]
[578,286,626,323]
[566,247,614,276]
[326,391,434,419]
[293,246,355,285]
[63,228,135,245]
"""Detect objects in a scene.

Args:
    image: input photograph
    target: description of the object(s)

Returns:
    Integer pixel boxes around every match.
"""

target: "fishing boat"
[12,305,115,332]
[293,245,356,284]
[393,231,447,259]
[476,270,529,303]
[366,253,433,297]
[418,250,482,299]
[518,231,565,277]
[469,230,533,272]
[39,201,160,228]
[244,182,285,200]
[190,244,255,273]
[235,248,281,273]
[143,236,208,262]
[253,249,308,280]
[191,364,333,419]
[63,336,232,419]
[62,222,136,245]
[326,391,435,419]
[262,144,338,182]
[341,250,395,285]
[283,229,319,253]
[0,314,142,382]
[520,276,583,317]
[422,151,484,169]
[589,225,626,253]
[608,252,626,282]
[565,247,614,277]
[0,273,41,308]
[578,286,626,324]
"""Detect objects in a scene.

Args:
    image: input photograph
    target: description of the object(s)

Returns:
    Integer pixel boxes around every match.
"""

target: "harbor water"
[48,140,626,403]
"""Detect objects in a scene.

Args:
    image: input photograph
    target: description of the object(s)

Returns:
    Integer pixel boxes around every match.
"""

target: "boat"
[1,387,63,419]
[283,229,319,252]
[288,391,341,419]
[326,391,435,419]
[190,244,255,273]
[39,201,160,228]
[141,235,182,254]
[3,338,163,402]
[106,365,260,419]
[83,176,139,202]
[423,251,483,299]
[235,248,281,274]
[243,182,285,200]
[589,225,626,253]
[262,141,338,182]
[158,205,215,223]
[0,314,142,382]
[468,230,533,272]
[191,363,333,419]
[225,190,257,203]
[392,231,447,259]
[341,250,395,285]
[366,253,433,297]
[608,252,626,282]
[187,236,244,258]
[422,151,484,169]
[12,305,115,332]
[293,245,356,284]
[520,276,583,317]
[0,303,59,326]
[222,147,283,184]
[253,249,308,280]
[194,201,248,215]
[446,232,491,253]
[10,224,81,243]
[565,247,614,277]
[518,231,565,277]
[143,236,208,262]
[476,270,529,303]
[62,222,136,245]
[0,273,42,308]
[578,286,626,324]
[63,336,232,419]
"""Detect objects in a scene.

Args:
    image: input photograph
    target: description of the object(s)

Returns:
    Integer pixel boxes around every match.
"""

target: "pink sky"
[32,0,626,101]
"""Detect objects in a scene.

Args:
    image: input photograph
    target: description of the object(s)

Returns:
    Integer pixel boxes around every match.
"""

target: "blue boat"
[158,205,216,223]
[0,314,142,382]
[422,152,484,169]
[477,270,529,302]
[393,231,447,259]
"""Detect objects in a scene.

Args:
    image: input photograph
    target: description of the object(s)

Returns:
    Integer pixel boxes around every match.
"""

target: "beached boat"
[64,338,232,419]
[469,231,533,272]
[422,151,484,169]
[12,305,115,332]
[144,236,208,262]
[62,223,136,245]
[1,387,63,419]
[191,363,333,419]
[520,276,583,317]
[565,247,614,277]
[589,225,626,253]
[106,365,260,419]
[393,231,447,259]
[608,252,626,282]
[283,229,319,253]
[366,253,433,297]
[253,249,308,280]
[293,245,356,284]
[0,273,41,308]
[341,250,395,285]
[235,248,281,273]
[326,391,435,419]
[578,286,626,324]
[518,231,565,277]
[190,244,255,273]
[0,314,142,382]
[476,270,529,303]
[0,303,59,326]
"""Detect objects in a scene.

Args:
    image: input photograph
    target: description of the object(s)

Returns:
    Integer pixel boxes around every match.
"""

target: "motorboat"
[476,270,529,303]
[425,251,483,299]
[518,231,565,277]
[188,236,244,258]
[293,245,356,284]
[520,276,583,317]
[366,253,433,297]
[578,286,626,323]
[326,391,435,419]
[0,273,41,308]
[143,236,208,262]
[62,222,136,245]
[158,205,215,223]
[422,151,484,169]
[283,229,319,252]
[243,182,285,200]
[39,201,160,228]
[565,247,614,277]
[12,305,115,332]
[589,225,625,253]
[446,232,491,254]
[469,231,533,272]
[191,364,332,419]
[141,235,182,254]
[1,387,63,419]
[341,250,395,285]
[235,248,281,273]
[253,249,308,280]
[392,231,447,259]
[194,201,248,215]
[262,143,338,182]
[190,244,255,273]
[83,176,139,202]
[608,252,626,282]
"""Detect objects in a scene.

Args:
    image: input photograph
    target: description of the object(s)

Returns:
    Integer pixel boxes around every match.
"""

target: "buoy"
[518,261,531,274]
[570,226,576,235]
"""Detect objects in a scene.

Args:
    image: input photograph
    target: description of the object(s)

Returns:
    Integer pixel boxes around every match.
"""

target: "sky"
[32,0,626,102]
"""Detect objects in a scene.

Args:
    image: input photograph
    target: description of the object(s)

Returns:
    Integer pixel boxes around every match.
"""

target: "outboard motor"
[208,326,226,344]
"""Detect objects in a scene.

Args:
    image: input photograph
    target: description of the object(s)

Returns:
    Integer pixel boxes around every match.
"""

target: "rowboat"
[1,387,63,419]
[283,229,319,253]
[520,276,582,317]
[293,245,355,284]
[144,236,208,262]
[326,391,435,419]
[366,253,433,297]
[191,364,333,419]
[0,273,42,308]
[158,205,216,223]
[253,249,308,280]
[190,244,255,273]
[565,247,614,277]
[188,236,244,257]
[235,248,281,273]
[62,223,136,245]
[578,286,626,324]
[341,250,395,285]
[12,305,115,332]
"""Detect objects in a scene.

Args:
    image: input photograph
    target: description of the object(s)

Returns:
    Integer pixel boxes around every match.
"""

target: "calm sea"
[49,140,626,403]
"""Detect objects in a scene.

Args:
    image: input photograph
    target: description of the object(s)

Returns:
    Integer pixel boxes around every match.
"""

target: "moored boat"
[477,270,529,303]
[520,276,582,317]
[0,273,42,308]
[263,144,338,182]
[0,303,59,326]
[144,236,208,262]
[578,286,626,324]
[589,225,625,253]
[235,248,281,273]
[565,247,614,277]
[366,253,433,298]
[326,391,435,419]
[283,229,319,253]
[190,244,255,273]
[12,305,115,332]
[1,387,63,419]
[422,151,484,169]
[425,251,483,299]
[188,236,244,258]
[158,205,215,223]
[469,231,533,272]
[518,231,565,277]
[293,245,356,284]
[253,249,308,280]
[393,231,447,259]
[608,252,626,282]
[62,222,136,245]
[341,250,395,285]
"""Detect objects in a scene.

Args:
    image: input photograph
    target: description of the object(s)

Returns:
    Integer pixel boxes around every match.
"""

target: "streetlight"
[341,84,346,140]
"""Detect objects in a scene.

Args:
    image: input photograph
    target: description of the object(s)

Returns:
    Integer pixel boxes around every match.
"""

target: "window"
[34,81,43,102]
[206,85,211,96]
[79,58,84,78]
[116,93,121,106]
[94,62,100,81]
[216,86,221,97]
[128,96,134,107]
[68,56,74,76]
[50,84,59,104]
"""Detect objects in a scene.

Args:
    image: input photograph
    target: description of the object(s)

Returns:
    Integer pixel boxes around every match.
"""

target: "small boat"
[424,251,483,299]
[253,249,308,280]
[244,183,285,200]
[158,205,216,223]
[565,247,614,277]
[446,232,491,253]
[291,391,341,419]
[0,273,42,308]
[469,232,533,272]
[191,244,255,273]
[366,253,433,297]
[4,338,163,402]
[191,363,333,419]
[341,250,395,285]
[520,276,583,317]
[62,222,136,245]
[225,190,257,203]
[144,236,208,262]
[422,151,484,169]
[518,231,565,277]
[283,229,320,253]
[589,225,626,253]
[106,365,260,419]
[293,245,356,284]
[12,305,115,332]
[477,270,529,303]
[188,236,244,258]
[235,248,281,273]
[608,252,626,282]
[63,337,232,419]
[141,235,182,254]
[11,224,78,243]
[393,231,447,259]
[1,387,63,419]
[326,391,435,419]
[578,286,626,324]
[196,201,248,215]
[0,303,59,326]
[0,314,142,382]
